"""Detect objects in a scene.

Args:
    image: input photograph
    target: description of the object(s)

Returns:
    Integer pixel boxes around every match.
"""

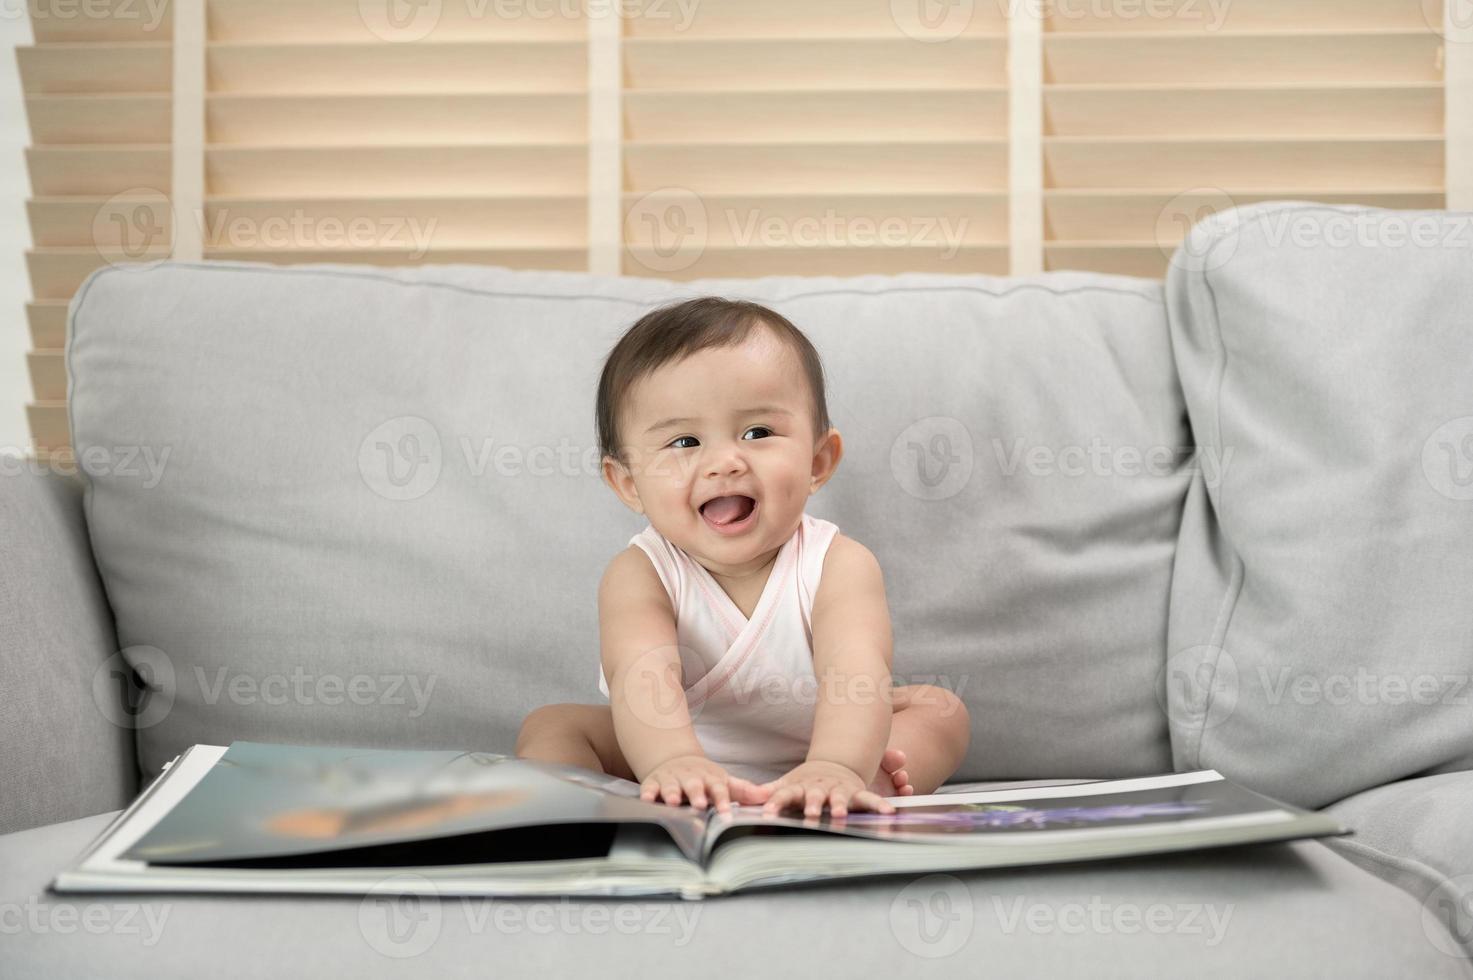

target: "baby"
[516,297,971,818]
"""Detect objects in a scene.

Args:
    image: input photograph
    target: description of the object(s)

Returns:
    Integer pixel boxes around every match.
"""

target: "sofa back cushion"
[67,261,1189,779]
[1165,201,1473,808]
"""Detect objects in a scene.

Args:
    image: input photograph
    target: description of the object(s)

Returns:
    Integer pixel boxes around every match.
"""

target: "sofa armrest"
[0,459,138,834]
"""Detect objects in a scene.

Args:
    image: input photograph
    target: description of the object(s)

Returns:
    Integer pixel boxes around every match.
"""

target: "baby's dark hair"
[596,297,831,467]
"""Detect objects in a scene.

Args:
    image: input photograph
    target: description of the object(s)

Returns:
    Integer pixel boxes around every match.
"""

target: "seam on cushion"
[111,259,1167,308]
[62,263,147,787]
[1325,837,1473,972]
[1183,200,1407,779]
[1183,230,1249,770]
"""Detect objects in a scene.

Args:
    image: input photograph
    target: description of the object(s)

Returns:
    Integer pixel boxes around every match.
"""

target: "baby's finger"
[762,784,800,816]
[710,780,731,813]
[851,790,896,814]
[828,788,851,819]
[640,778,659,803]
[732,778,771,804]
[661,779,683,806]
[803,785,827,818]
[681,776,707,809]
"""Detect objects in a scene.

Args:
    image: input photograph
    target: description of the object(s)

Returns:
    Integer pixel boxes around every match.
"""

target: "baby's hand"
[640,754,771,813]
[760,760,897,819]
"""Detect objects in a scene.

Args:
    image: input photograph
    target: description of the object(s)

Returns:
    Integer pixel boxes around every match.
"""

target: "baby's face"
[603,324,841,575]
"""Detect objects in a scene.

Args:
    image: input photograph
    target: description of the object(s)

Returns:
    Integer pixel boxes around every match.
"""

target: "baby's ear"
[601,454,644,514]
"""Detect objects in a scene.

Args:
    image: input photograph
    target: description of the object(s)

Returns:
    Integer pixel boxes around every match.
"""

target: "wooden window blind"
[17,0,1469,455]
[1040,0,1449,277]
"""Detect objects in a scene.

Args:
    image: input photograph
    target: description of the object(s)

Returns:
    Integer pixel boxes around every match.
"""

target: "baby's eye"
[667,426,772,450]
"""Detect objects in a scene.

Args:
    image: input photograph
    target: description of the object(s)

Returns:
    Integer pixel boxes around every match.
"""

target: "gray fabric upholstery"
[1164,201,1473,809]
[5,812,1470,979]
[1327,771,1473,960]
[0,464,137,833]
[66,260,1189,781]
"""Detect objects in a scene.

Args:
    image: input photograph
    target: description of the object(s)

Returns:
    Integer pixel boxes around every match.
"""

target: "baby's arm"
[761,535,897,818]
[600,547,768,812]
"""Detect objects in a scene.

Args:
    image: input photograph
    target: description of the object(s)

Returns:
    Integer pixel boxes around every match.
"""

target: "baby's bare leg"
[878,685,971,795]
[514,703,637,781]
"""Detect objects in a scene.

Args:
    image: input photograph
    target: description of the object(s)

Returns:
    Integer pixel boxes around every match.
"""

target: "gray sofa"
[2,200,1471,977]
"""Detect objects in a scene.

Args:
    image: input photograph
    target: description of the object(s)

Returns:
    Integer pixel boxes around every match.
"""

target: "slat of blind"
[208,41,587,94]
[24,94,171,143]
[624,38,1007,90]
[624,89,1007,142]
[624,245,1009,281]
[1044,84,1444,137]
[26,146,171,194]
[1045,33,1442,84]
[1043,244,1185,278]
[26,249,118,300]
[624,0,1005,38]
[1046,189,1445,242]
[26,403,69,451]
[27,302,69,350]
[624,141,1008,194]
[206,93,588,145]
[202,196,587,248]
[622,192,1007,248]
[206,145,587,195]
[27,351,66,401]
[28,195,173,248]
[1044,137,1443,190]
[28,1,173,42]
[208,0,585,42]
[1044,0,1430,33]
[206,247,588,271]
[16,42,170,92]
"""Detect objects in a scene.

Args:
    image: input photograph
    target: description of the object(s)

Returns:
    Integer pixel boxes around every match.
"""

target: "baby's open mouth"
[700,495,757,529]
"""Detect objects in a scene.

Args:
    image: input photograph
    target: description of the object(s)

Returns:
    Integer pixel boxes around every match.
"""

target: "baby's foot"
[867,748,915,798]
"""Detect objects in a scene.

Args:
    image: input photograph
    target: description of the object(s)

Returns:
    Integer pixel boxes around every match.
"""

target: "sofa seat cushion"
[5,811,1467,978]
[1327,770,1473,960]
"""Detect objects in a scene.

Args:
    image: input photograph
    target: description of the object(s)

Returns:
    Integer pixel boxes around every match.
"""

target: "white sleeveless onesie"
[598,512,841,784]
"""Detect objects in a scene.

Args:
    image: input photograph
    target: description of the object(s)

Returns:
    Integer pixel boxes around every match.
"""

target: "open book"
[52,741,1349,900]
